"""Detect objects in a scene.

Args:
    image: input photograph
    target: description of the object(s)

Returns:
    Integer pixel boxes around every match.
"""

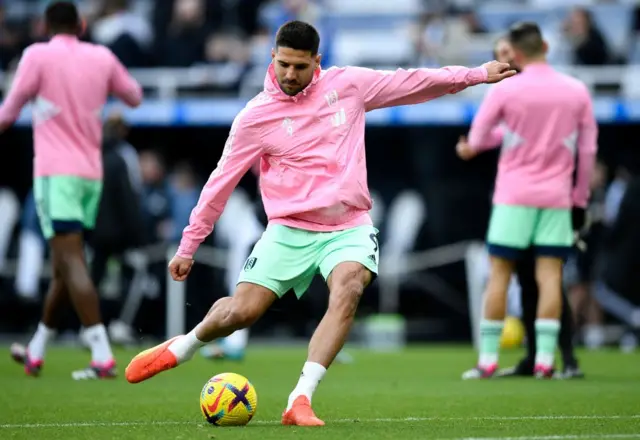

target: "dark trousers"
[515,248,578,369]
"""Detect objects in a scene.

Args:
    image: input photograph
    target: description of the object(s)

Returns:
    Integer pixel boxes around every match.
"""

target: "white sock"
[225,329,249,353]
[287,362,327,410]
[83,324,114,364]
[168,327,206,363]
[27,322,56,361]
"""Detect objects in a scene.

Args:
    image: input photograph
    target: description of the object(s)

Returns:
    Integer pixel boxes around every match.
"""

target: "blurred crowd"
[0,0,639,96]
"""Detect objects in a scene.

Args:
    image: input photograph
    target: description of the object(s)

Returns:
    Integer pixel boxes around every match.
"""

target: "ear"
[271,48,276,60]
[78,17,87,37]
[541,40,549,55]
[315,53,322,67]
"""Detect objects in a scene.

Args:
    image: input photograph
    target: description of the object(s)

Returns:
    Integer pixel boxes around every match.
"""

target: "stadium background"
[0,0,639,350]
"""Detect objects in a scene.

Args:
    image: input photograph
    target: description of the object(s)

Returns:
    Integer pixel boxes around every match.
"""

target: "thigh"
[82,179,103,231]
[34,176,85,240]
[533,208,573,258]
[236,224,318,299]
[486,204,537,259]
[318,225,379,283]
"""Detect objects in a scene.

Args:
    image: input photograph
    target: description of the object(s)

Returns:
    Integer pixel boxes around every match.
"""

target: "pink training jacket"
[0,34,142,179]
[177,63,488,258]
[468,63,598,210]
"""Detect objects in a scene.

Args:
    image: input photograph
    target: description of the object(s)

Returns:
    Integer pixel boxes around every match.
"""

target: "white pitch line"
[462,435,640,440]
[0,414,638,429]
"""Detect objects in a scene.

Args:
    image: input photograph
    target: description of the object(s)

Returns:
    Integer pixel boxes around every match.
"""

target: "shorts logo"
[368,254,377,264]
[244,257,257,271]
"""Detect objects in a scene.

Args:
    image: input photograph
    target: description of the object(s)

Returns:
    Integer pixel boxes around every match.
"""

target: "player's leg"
[463,205,535,379]
[282,225,378,426]
[532,208,574,378]
[126,224,314,384]
[555,290,584,378]
[496,247,537,377]
[50,177,116,378]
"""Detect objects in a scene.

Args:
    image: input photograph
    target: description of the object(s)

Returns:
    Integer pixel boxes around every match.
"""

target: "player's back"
[27,35,141,179]
[492,63,592,208]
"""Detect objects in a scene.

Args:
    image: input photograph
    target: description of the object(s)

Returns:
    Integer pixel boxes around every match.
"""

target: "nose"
[285,67,297,81]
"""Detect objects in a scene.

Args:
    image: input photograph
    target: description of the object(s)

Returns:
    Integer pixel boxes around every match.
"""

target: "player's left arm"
[0,47,41,132]
[572,90,598,209]
[349,61,514,112]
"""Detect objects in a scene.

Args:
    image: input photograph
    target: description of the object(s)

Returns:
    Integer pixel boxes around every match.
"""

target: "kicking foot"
[10,343,43,377]
[72,360,117,380]
[462,364,497,380]
[281,396,325,426]
[534,364,554,379]
[125,336,181,383]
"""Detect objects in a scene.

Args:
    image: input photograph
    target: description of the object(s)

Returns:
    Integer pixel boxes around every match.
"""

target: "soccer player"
[460,36,583,379]
[125,20,514,425]
[1,1,142,379]
[457,22,597,379]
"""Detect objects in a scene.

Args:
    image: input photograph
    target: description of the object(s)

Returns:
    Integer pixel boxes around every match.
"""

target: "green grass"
[1,345,639,440]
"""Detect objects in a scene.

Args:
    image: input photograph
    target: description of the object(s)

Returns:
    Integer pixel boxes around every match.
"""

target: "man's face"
[495,39,519,71]
[272,46,320,96]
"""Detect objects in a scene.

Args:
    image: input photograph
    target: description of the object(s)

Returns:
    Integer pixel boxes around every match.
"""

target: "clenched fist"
[482,60,517,84]
[168,255,194,282]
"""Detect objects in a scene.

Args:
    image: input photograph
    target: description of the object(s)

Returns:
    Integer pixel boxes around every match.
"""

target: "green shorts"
[237,224,380,298]
[486,204,573,259]
[34,176,102,240]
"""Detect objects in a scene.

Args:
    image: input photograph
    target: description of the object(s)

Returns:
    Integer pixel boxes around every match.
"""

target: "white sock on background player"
[27,322,56,361]
[83,324,114,364]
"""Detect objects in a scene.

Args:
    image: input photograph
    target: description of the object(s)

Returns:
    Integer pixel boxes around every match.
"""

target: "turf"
[1,345,639,440]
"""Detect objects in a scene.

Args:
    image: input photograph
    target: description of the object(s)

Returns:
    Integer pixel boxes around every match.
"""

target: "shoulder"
[230,93,273,134]
[18,43,48,63]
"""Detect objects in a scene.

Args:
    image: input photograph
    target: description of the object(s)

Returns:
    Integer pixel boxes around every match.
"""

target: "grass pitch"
[1,345,639,440]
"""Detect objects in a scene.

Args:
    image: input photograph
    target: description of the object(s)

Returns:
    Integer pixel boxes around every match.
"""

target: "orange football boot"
[125,336,182,383]
[281,396,325,426]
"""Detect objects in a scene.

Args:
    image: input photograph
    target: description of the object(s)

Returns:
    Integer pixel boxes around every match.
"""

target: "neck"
[519,55,547,68]
[51,31,77,38]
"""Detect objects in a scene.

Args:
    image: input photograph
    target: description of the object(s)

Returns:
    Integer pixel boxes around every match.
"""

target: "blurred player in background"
[124,20,514,425]
[460,36,583,379]
[0,1,142,379]
[458,22,597,379]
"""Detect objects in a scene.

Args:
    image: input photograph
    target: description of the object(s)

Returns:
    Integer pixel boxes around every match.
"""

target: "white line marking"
[462,436,640,440]
[0,414,638,429]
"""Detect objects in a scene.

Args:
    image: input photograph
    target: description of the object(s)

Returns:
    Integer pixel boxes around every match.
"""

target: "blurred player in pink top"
[2,2,142,380]
[456,23,597,379]
[125,20,515,424]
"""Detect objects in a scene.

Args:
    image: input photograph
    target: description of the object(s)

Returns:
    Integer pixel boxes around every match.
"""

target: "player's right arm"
[0,47,41,132]
[466,85,507,152]
[572,88,598,210]
[171,111,264,279]
[107,50,143,108]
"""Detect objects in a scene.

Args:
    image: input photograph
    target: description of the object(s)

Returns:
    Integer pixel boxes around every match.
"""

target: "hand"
[482,60,517,84]
[168,255,194,282]
[572,207,587,232]
[456,135,477,161]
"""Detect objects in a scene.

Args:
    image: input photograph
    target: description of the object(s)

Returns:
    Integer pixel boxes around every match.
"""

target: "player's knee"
[328,278,364,317]
[224,298,262,330]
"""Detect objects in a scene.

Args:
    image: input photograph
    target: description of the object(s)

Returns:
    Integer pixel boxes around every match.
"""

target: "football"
[200,372,258,426]
[500,316,525,349]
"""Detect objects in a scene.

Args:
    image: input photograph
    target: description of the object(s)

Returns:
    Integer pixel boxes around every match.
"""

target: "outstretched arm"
[0,47,41,131]
[176,113,264,260]
[350,61,515,112]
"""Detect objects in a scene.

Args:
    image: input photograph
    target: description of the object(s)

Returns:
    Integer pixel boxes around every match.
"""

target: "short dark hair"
[275,20,320,55]
[508,21,544,57]
[45,1,80,33]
